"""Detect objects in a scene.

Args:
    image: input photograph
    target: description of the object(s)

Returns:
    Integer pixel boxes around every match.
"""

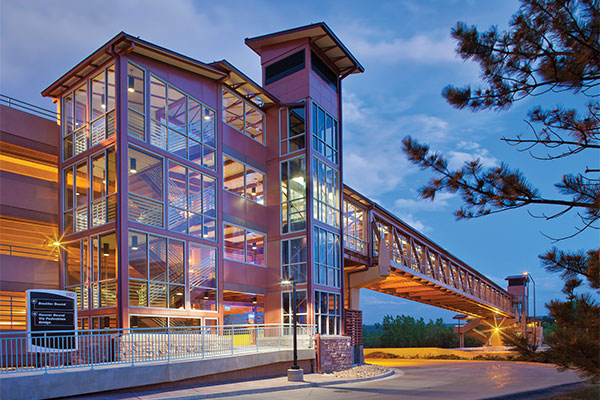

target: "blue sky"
[1,0,597,324]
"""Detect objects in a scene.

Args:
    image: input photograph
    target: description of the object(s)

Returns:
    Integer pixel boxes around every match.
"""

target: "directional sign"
[27,289,78,352]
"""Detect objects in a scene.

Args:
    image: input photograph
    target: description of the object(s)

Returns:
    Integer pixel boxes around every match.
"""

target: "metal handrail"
[0,243,58,261]
[0,323,316,374]
[0,94,57,121]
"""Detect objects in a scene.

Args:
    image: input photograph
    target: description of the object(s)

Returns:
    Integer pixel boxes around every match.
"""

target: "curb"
[169,370,396,400]
[481,382,584,400]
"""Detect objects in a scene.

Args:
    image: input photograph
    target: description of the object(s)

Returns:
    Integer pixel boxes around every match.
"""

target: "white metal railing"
[0,323,315,374]
[0,94,57,121]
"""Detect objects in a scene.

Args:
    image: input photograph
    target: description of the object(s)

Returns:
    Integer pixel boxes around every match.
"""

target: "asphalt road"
[73,360,583,400]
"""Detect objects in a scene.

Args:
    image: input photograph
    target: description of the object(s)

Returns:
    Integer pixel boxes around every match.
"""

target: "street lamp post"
[524,272,536,347]
[282,279,302,381]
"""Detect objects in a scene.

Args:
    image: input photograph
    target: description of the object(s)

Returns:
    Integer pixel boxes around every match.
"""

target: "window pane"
[188,212,203,237]
[99,232,116,280]
[167,129,186,159]
[246,167,264,204]
[291,237,307,263]
[64,166,73,210]
[188,139,202,166]
[91,117,105,146]
[224,156,244,196]
[168,206,187,234]
[76,161,88,206]
[189,244,216,288]
[203,176,216,218]
[63,135,73,160]
[129,279,147,307]
[129,195,163,227]
[129,147,163,201]
[128,110,145,141]
[150,76,167,124]
[107,66,115,111]
[65,242,81,286]
[106,148,116,194]
[203,217,216,241]
[128,64,145,114]
[92,152,105,200]
[190,288,216,311]
[203,145,215,170]
[91,70,106,120]
[188,98,202,141]
[148,235,167,282]
[203,108,215,147]
[223,89,244,132]
[64,94,73,135]
[224,224,245,262]
[74,84,88,129]
[245,106,263,143]
[188,169,202,213]
[168,162,186,208]
[149,282,167,308]
[168,87,186,133]
[169,285,185,309]
[246,231,265,266]
[128,231,147,280]
[150,120,167,149]
[168,240,184,284]
[74,127,88,155]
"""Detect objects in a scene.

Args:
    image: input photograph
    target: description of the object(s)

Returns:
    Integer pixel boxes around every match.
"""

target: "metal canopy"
[211,60,279,108]
[42,32,226,99]
[245,22,364,77]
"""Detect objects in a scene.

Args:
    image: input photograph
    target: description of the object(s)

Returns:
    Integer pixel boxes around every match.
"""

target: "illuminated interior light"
[129,158,137,174]
[131,235,139,250]
[251,242,257,250]
[252,297,257,305]
[103,243,110,256]
[52,241,61,247]
[281,279,292,286]
[203,293,209,300]
[175,292,183,296]
[128,76,135,92]
[204,115,211,121]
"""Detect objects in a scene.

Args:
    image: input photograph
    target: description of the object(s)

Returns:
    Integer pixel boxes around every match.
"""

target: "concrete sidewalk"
[70,369,397,399]
[69,360,584,400]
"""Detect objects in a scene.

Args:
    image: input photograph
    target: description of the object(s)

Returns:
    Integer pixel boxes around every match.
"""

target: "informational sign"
[26,289,77,352]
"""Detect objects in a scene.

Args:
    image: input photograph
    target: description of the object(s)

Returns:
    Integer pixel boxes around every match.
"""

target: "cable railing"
[0,323,315,374]
[0,94,57,121]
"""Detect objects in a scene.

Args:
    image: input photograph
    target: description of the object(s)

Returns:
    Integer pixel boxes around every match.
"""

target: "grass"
[545,383,600,399]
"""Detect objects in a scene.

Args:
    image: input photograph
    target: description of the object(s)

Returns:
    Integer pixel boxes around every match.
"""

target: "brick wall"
[316,335,352,373]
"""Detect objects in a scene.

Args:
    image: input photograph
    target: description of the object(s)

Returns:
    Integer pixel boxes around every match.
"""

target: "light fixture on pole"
[281,278,303,381]
[523,272,537,347]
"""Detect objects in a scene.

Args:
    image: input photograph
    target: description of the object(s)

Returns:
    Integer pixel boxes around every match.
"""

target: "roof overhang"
[211,60,279,108]
[245,22,364,78]
[42,32,226,99]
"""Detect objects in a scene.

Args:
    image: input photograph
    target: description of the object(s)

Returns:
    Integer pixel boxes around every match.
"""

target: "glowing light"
[292,176,305,186]
[281,279,292,286]
[204,115,211,121]
[128,87,135,93]
[101,104,106,109]
[52,241,61,247]
[523,271,528,276]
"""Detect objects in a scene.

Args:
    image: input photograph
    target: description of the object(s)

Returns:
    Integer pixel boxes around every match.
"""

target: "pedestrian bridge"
[343,186,516,344]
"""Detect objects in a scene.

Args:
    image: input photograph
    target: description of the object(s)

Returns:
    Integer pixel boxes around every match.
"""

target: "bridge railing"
[371,216,512,313]
[0,323,315,374]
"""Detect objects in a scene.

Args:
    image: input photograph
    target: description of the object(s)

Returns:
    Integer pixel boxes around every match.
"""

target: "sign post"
[26,289,77,352]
